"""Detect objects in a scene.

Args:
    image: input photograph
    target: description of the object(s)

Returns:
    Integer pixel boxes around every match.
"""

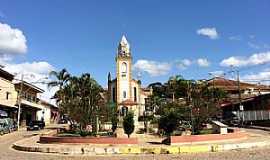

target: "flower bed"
[168,129,247,145]
[40,135,138,144]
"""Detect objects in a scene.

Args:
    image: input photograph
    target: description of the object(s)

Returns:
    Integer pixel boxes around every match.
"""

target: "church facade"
[107,36,152,128]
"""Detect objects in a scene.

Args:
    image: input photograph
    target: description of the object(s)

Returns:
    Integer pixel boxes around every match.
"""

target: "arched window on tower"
[121,62,127,73]
[123,91,127,99]
[121,62,127,78]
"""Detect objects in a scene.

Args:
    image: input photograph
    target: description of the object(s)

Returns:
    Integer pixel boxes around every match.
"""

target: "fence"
[234,110,270,121]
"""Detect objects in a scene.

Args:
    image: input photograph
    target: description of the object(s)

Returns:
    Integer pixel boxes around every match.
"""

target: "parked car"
[27,120,45,131]
[5,118,17,131]
[0,119,11,135]
[0,118,17,133]
[58,114,73,124]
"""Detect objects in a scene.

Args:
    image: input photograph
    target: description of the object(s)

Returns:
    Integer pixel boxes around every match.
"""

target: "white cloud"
[242,71,270,81]
[197,58,210,67]
[197,27,219,39]
[248,41,270,50]
[176,59,192,69]
[220,51,270,67]
[133,59,171,76]
[0,22,27,55]
[4,61,54,75]
[1,57,56,104]
[209,70,225,77]
[241,69,270,85]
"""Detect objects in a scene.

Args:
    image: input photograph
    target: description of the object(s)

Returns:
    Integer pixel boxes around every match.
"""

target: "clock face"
[121,62,127,73]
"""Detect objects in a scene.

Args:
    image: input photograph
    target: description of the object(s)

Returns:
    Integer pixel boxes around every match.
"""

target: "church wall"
[118,60,131,102]
[131,81,139,102]
[109,81,117,102]
[139,91,148,116]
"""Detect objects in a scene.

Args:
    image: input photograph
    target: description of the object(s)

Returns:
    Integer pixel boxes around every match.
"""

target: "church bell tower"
[116,35,132,105]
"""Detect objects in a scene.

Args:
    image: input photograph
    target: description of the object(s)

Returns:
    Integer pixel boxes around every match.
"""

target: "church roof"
[119,99,138,106]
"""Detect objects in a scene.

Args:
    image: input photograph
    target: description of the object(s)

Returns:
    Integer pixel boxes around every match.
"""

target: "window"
[123,91,127,98]
[134,87,137,102]
[6,92,10,100]
[121,62,127,73]
[121,106,128,116]
[112,87,116,102]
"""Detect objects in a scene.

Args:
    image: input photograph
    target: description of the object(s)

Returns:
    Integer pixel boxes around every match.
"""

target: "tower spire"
[120,35,129,46]
[108,72,111,82]
[118,35,131,57]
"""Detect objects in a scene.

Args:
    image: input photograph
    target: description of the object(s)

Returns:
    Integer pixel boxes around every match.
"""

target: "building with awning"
[14,81,44,126]
[207,77,270,121]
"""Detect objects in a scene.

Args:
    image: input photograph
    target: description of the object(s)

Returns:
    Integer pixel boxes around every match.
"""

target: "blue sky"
[0,0,270,92]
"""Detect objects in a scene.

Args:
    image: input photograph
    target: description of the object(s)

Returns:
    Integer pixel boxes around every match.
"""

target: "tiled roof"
[119,99,138,106]
[208,77,270,91]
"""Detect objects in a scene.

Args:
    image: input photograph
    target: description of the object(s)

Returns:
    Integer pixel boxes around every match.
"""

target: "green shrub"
[123,112,135,138]
[199,129,213,135]
[158,110,179,136]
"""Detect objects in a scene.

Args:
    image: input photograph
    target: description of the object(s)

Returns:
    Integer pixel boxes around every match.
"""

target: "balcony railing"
[20,92,40,104]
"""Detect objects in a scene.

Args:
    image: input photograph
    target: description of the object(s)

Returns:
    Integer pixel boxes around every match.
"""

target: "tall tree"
[190,81,227,134]
[48,68,70,90]
[48,69,71,114]
[123,112,135,138]
[48,70,105,132]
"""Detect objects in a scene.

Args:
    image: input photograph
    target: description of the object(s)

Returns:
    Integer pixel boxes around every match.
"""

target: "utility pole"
[236,70,244,125]
[237,70,242,107]
[258,82,261,95]
[96,105,100,134]
[17,74,24,130]
[187,81,193,134]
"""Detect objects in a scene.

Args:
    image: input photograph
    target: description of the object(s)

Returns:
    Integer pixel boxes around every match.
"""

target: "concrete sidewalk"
[12,128,270,155]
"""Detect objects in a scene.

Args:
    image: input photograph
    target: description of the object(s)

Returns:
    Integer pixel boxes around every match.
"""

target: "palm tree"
[67,73,103,131]
[167,75,184,102]
[48,68,70,90]
[48,69,70,115]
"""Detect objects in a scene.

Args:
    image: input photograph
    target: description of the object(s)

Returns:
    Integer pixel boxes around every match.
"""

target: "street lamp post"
[229,66,243,126]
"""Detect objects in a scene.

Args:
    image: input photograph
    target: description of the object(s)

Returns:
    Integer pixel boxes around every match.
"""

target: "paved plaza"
[1,128,270,160]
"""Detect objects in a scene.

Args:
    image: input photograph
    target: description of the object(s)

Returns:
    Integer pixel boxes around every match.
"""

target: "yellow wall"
[0,77,17,108]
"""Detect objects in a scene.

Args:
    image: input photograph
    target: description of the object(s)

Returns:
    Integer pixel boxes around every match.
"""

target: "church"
[107,35,152,129]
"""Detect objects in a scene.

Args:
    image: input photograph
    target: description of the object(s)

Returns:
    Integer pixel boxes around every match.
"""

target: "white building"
[107,36,152,129]
[36,100,59,125]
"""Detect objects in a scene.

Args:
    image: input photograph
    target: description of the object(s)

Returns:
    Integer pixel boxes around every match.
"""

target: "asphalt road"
[1,129,270,160]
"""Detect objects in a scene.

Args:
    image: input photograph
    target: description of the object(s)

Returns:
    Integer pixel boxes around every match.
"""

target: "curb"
[246,125,270,132]
[12,135,270,155]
